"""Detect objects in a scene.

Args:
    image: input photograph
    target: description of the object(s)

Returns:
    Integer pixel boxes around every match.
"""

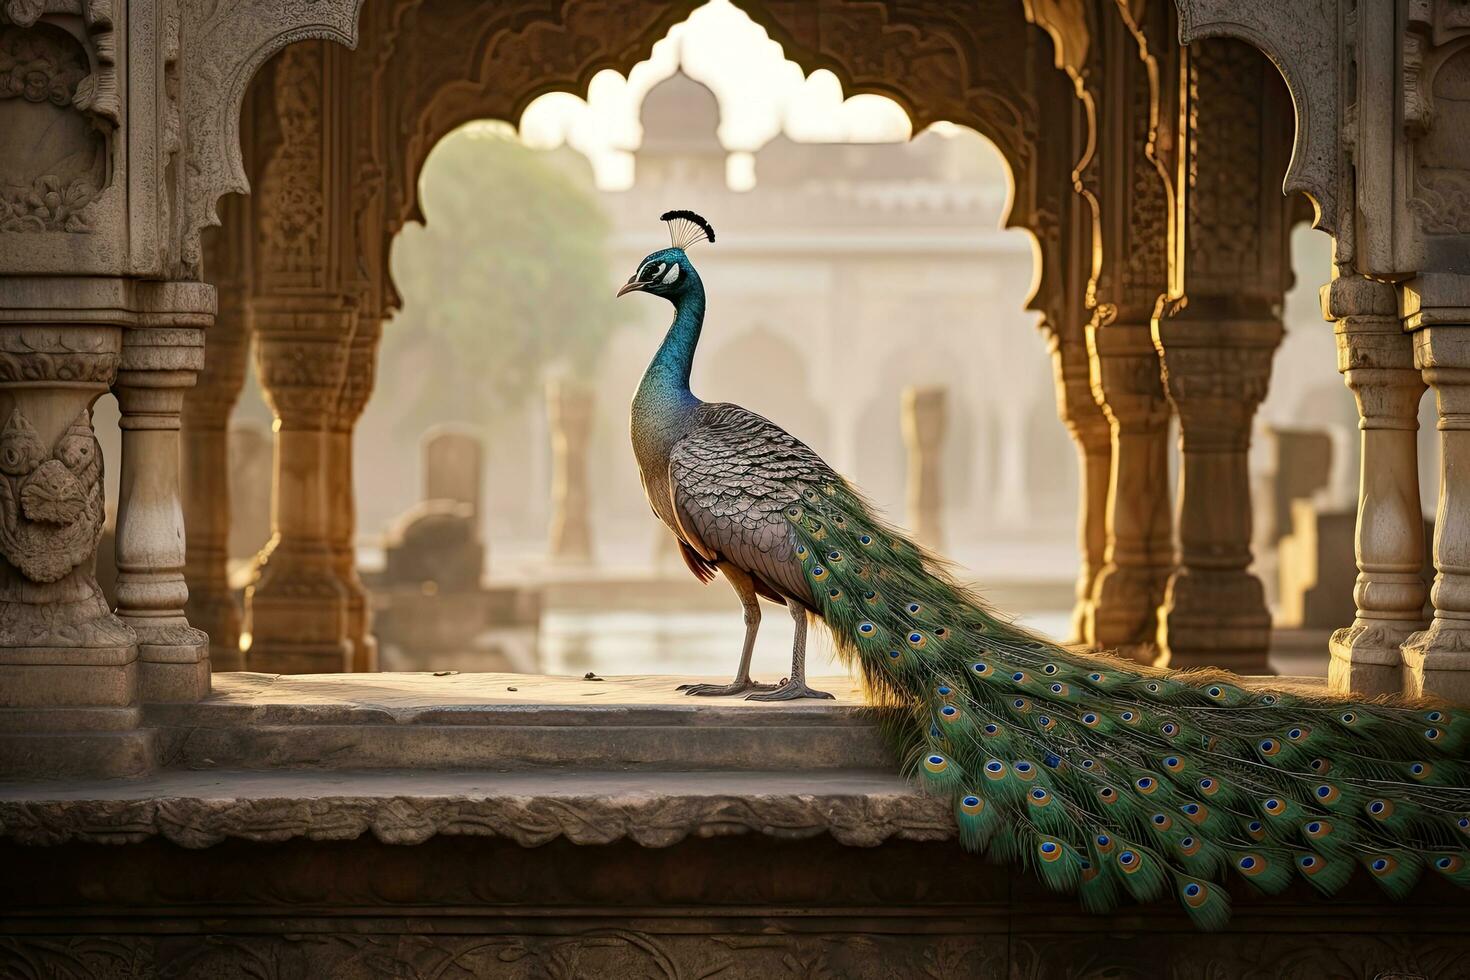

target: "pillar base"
[135,625,211,702]
[1156,568,1270,672]
[1088,564,1163,660]
[1402,622,1470,703]
[1328,622,1411,697]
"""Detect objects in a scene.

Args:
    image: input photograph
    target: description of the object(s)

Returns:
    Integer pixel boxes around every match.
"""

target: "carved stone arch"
[728,1,1053,250]
[376,0,704,277]
[369,0,1065,321]
[1173,0,1338,240]
[178,0,367,278]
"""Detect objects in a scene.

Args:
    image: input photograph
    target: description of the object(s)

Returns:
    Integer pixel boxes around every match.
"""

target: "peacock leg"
[747,602,834,701]
[678,564,778,696]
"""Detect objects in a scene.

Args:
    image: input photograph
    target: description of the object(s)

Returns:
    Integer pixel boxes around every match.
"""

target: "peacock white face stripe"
[661,263,681,285]
[638,260,666,283]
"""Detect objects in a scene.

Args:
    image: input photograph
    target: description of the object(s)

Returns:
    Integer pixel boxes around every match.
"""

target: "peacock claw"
[746,680,835,701]
[677,680,778,697]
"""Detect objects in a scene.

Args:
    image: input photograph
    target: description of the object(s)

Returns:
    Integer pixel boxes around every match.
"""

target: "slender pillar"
[329,321,380,672]
[183,226,252,671]
[547,379,594,563]
[901,386,947,551]
[1048,335,1111,645]
[244,300,354,673]
[1324,276,1426,696]
[115,317,211,702]
[1153,303,1281,670]
[1403,275,1470,702]
[1086,321,1173,652]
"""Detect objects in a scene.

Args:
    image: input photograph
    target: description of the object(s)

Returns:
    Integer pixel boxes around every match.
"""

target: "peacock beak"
[616,280,643,297]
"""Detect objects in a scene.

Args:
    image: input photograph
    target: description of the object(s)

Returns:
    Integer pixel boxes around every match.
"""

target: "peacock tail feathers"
[784,478,1470,929]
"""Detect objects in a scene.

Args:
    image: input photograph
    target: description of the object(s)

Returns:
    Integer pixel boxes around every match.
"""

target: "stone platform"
[7,670,1467,979]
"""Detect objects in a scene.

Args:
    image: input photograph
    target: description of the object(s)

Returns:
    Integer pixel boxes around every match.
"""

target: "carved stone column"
[901,386,947,551]
[1403,276,1470,702]
[183,222,252,672]
[115,319,211,702]
[0,278,208,776]
[1153,305,1281,670]
[1151,37,1290,672]
[244,300,353,673]
[547,379,594,563]
[1047,335,1110,644]
[1086,321,1173,651]
[1073,2,1178,656]
[1324,276,1425,696]
[328,320,380,672]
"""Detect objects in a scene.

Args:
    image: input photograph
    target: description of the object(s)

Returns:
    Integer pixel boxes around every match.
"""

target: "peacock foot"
[745,679,835,701]
[677,680,778,696]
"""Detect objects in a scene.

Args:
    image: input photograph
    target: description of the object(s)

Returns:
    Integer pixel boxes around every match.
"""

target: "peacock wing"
[667,402,835,605]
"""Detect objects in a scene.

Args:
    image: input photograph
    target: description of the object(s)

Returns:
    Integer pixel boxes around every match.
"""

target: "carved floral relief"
[0,22,106,232]
[0,408,104,584]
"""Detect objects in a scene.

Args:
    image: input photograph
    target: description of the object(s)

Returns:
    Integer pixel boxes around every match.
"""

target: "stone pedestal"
[1325,276,1427,696]
[1153,304,1281,671]
[244,300,353,674]
[1404,278,1470,702]
[901,385,947,552]
[1086,321,1172,655]
[115,327,211,702]
[546,379,594,564]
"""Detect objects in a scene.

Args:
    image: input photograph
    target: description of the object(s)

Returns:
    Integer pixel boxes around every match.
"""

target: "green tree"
[382,122,625,433]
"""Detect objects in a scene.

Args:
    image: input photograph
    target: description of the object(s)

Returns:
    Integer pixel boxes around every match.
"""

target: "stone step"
[144,672,894,772]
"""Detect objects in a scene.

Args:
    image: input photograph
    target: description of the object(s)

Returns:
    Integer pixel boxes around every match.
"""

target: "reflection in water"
[540,607,1072,678]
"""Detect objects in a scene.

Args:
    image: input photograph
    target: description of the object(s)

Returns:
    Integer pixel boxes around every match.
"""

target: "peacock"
[620,209,1470,928]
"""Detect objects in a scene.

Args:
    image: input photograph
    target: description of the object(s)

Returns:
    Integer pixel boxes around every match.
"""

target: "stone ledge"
[0,768,950,849]
[141,672,896,773]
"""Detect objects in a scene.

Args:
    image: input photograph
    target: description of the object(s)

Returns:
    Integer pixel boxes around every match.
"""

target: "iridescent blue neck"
[642,268,705,406]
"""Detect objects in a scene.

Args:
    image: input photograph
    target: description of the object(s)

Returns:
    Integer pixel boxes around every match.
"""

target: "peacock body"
[621,210,1470,928]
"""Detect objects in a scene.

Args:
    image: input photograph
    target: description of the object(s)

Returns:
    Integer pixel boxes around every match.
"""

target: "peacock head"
[617,210,714,303]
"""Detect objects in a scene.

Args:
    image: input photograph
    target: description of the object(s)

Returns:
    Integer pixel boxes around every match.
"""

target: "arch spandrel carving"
[1173,0,1339,242]
[178,0,365,279]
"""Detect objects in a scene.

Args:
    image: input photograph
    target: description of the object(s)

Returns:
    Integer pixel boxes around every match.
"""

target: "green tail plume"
[784,479,1470,929]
